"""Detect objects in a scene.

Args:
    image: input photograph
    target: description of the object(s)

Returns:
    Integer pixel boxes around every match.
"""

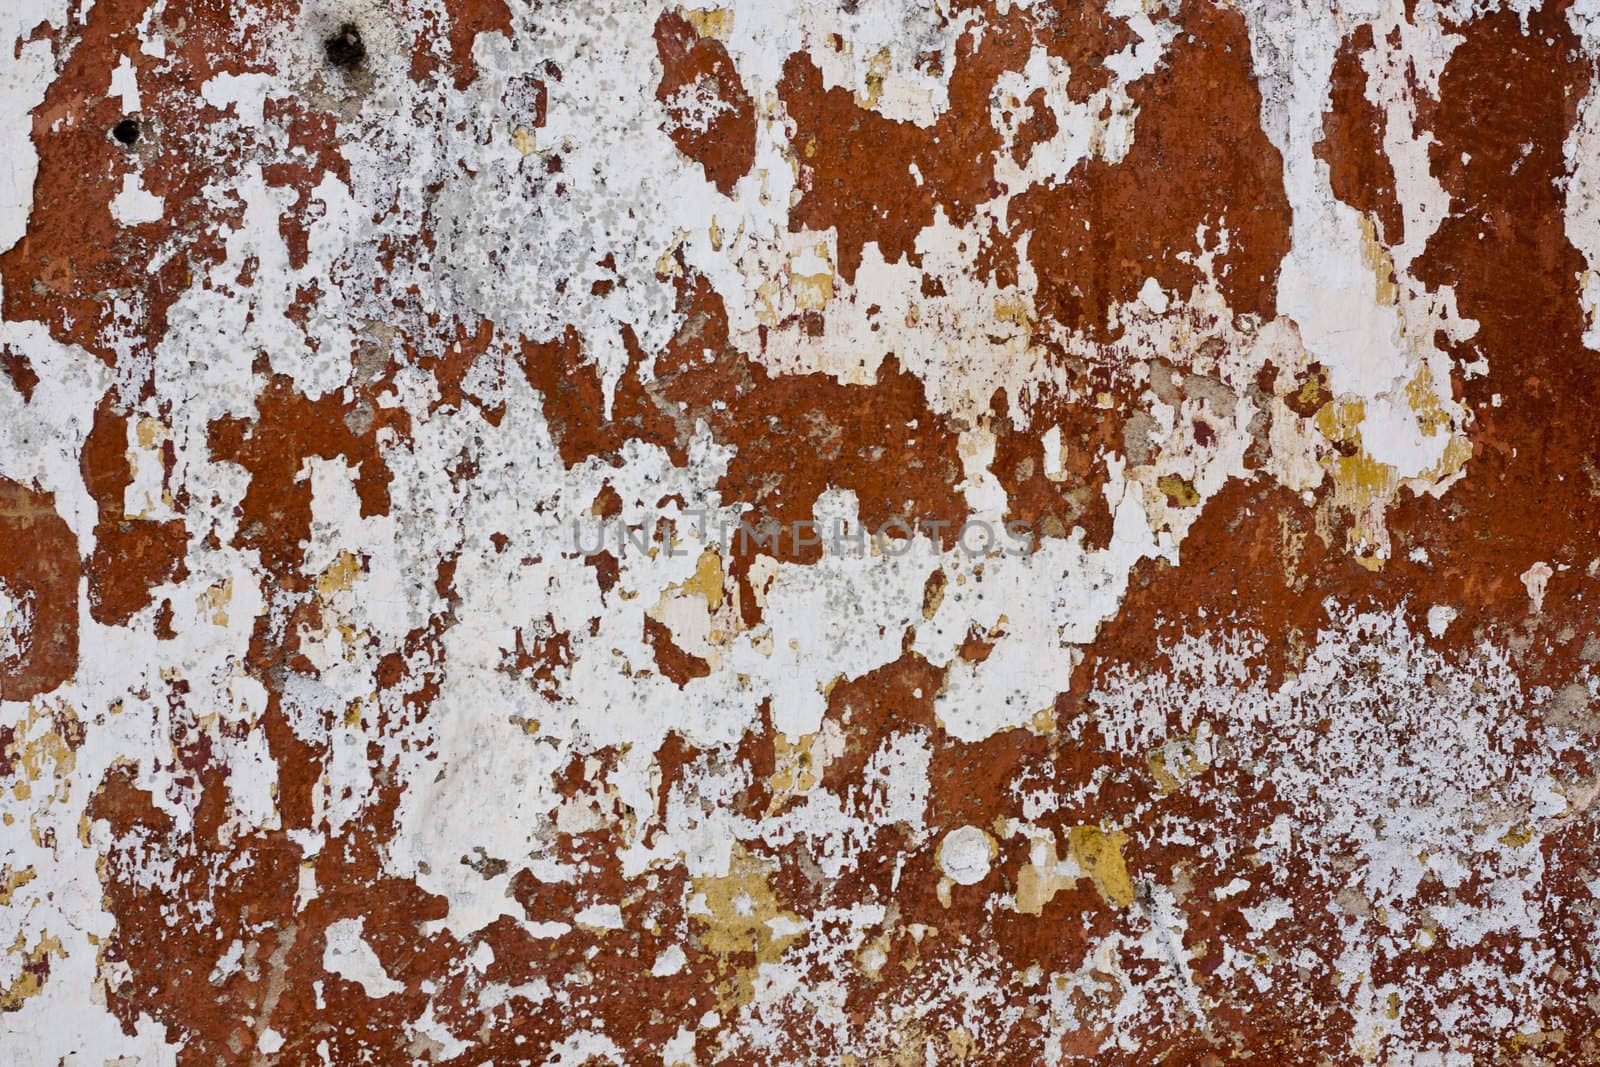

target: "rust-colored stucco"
[3,0,1600,1063]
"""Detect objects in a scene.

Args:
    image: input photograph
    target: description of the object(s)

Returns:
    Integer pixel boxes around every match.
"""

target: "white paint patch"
[109,172,164,226]
[322,918,404,998]
[940,825,993,885]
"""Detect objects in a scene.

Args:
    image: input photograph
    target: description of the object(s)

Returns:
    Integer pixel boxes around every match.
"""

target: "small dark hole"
[324,23,366,70]
[112,118,140,145]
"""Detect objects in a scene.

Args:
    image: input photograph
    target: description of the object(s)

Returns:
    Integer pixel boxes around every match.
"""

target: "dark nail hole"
[324,23,366,70]
[112,118,140,145]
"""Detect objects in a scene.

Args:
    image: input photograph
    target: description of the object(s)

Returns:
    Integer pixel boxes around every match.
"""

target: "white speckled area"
[2,0,1599,1062]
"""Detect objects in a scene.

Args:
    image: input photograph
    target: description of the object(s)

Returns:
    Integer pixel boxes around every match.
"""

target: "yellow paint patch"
[0,867,35,908]
[1357,215,1399,307]
[681,548,725,614]
[1068,826,1135,908]
[767,732,820,813]
[790,242,836,311]
[1028,707,1057,736]
[1499,825,1534,848]
[317,551,362,600]
[1314,397,1365,451]
[200,579,233,626]
[692,847,805,1004]
[8,703,80,804]
[1015,836,1073,916]
[684,7,733,39]
[993,293,1033,328]
[0,932,63,1011]
[134,416,167,449]
[1156,474,1200,508]
[792,272,834,311]
[693,848,802,960]
[858,49,891,110]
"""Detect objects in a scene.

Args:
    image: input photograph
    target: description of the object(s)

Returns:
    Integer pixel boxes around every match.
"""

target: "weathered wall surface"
[1,0,1599,1061]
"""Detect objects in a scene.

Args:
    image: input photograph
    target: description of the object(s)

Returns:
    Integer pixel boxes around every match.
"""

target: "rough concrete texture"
[1,0,1600,1062]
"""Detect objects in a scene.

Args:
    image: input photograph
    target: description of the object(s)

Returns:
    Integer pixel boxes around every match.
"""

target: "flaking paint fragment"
[1,0,1598,1062]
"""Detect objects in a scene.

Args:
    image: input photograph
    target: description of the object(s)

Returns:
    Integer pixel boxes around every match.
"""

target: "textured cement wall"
[2,0,1600,1062]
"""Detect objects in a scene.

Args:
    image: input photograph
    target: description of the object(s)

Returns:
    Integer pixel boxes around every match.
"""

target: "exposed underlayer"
[2,0,1600,1062]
